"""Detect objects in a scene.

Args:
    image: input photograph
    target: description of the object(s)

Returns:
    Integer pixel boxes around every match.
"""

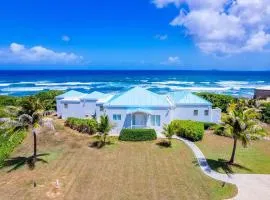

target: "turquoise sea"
[0,70,270,97]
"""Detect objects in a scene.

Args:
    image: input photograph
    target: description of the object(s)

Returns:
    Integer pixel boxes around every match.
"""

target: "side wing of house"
[169,91,221,123]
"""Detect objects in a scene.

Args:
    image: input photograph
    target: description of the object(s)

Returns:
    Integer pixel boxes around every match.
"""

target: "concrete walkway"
[172,136,270,200]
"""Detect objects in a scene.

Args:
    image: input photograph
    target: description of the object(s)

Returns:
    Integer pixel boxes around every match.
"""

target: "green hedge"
[170,120,204,141]
[0,131,27,167]
[119,129,157,141]
[65,117,98,135]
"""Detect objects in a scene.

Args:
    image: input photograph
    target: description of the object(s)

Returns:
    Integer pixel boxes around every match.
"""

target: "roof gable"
[105,87,171,107]
[81,91,107,100]
[170,91,212,106]
[56,90,85,99]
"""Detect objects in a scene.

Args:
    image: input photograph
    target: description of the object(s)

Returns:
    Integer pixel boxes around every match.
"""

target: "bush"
[119,129,157,141]
[212,124,232,137]
[202,122,216,130]
[0,131,27,167]
[156,139,171,147]
[170,120,204,141]
[196,92,237,112]
[65,117,98,135]
[261,102,270,124]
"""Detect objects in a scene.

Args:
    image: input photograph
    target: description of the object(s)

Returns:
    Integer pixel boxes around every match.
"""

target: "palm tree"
[221,100,263,164]
[162,123,174,146]
[98,115,113,144]
[1,98,49,166]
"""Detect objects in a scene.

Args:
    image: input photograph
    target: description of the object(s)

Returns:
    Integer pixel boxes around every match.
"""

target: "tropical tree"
[98,115,113,144]
[1,98,50,166]
[220,100,263,164]
[162,123,174,147]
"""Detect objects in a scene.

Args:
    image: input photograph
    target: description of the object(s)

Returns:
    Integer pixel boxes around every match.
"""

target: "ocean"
[0,70,270,97]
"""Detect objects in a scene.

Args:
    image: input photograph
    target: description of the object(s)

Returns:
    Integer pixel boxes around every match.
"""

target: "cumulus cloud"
[155,34,168,40]
[153,0,270,54]
[161,56,181,65]
[62,35,70,42]
[0,43,83,64]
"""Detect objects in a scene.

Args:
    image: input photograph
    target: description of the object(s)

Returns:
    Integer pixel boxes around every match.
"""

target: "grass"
[0,119,237,200]
[196,131,270,174]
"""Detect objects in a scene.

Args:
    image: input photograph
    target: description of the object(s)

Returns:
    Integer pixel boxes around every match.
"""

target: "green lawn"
[0,121,237,200]
[196,131,270,174]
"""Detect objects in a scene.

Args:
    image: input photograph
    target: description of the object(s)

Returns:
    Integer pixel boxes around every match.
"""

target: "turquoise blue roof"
[104,87,171,107]
[56,90,85,99]
[81,91,107,100]
[170,91,212,106]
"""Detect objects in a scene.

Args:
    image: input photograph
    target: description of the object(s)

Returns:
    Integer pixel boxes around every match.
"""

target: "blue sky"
[0,0,270,70]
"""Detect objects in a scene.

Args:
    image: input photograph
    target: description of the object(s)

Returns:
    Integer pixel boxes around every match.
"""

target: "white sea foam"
[1,85,91,92]
[1,87,46,92]
[0,93,9,95]
[200,82,210,84]
[152,81,195,85]
[0,83,11,86]
[150,85,230,92]
[35,82,94,86]
[216,81,249,87]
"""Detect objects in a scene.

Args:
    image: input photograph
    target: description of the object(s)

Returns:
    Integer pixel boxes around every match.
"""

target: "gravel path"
[173,136,270,200]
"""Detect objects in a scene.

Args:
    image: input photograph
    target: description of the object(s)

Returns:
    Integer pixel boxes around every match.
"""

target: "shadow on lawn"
[156,140,172,148]
[193,158,252,175]
[89,140,115,149]
[1,153,49,173]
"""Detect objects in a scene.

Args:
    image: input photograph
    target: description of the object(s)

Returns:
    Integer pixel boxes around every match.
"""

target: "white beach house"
[56,87,221,134]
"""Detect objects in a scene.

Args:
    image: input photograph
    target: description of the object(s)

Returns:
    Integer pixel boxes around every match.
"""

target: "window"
[151,115,161,126]
[193,110,198,116]
[64,103,68,109]
[204,110,209,116]
[100,105,104,111]
[113,114,121,121]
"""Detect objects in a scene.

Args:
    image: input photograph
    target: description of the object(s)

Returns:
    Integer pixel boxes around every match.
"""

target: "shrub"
[119,129,157,141]
[0,131,27,167]
[156,139,171,147]
[170,120,204,141]
[212,124,232,137]
[65,117,98,135]
[196,92,237,112]
[202,122,216,130]
[261,102,270,124]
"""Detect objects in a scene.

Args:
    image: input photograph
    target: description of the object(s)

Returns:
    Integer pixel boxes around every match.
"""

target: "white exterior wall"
[105,107,173,134]
[173,105,212,122]
[211,108,222,123]
[61,101,85,119]
[81,100,98,117]
[56,99,63,117]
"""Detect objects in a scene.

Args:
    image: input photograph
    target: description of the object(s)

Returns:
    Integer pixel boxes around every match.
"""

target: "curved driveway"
[172,136,270,200]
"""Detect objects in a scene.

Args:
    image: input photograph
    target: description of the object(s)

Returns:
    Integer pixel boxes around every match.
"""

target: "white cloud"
[153,0,270,54]
[155,34,168,40]
[0,43,83,64]
[62,35,70,42]
[161,56,181,65]
[152,0,182,8]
